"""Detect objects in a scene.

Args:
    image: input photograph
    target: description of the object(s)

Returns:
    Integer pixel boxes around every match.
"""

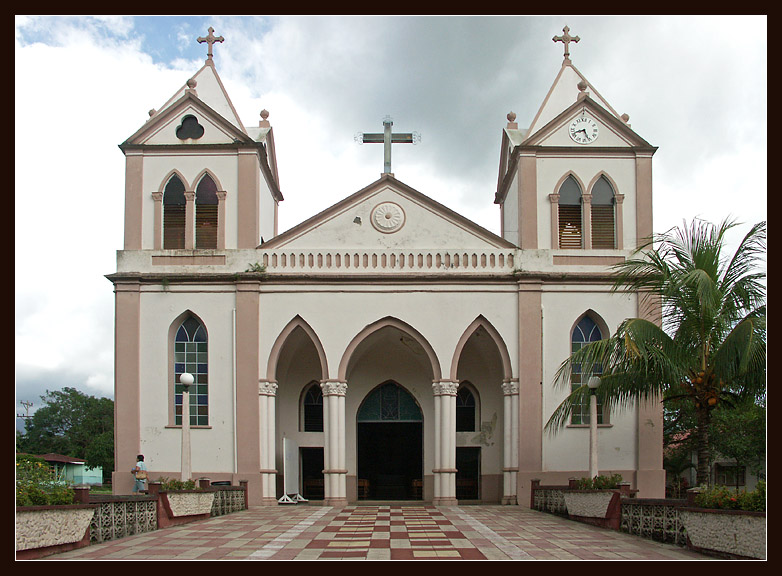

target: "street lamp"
[587,376,600,479]
[179,372,194,482]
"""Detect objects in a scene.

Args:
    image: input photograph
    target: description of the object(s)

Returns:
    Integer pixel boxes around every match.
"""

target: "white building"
[109,27,665,506]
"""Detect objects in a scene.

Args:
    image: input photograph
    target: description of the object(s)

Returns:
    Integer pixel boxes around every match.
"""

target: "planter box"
[16,504,96,559]
[162,491,215,517]
[680,508,766,559]
[563,490,622,529]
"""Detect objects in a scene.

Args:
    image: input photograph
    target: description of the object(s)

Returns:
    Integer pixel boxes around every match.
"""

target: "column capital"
[432,380,459,396]
[151,191,163,202]
[258,380,278,396]
[184,190,196,200]
[501,380,520,395]
[216,190,227,201]
[321,380,347,396]
[614,193,625,204]
[581,192,592,204]
[548,193,560,204]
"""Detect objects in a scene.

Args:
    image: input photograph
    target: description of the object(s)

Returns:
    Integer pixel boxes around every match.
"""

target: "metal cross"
[553,25,580,61]
[355,116,420,174]
[197,27,225,61]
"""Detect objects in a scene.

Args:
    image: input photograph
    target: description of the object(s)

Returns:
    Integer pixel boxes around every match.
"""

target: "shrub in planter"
[157,477,199,491]
[16,455,75,506]
[572,473,623,490]
[693,481,765,512]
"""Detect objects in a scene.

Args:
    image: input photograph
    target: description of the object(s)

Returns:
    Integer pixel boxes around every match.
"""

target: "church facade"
[109,27,665,507]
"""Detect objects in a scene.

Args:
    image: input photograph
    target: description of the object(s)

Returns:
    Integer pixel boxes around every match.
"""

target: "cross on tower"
[356,116,420,175]
[197,27,225,61]
[553,25,580,62]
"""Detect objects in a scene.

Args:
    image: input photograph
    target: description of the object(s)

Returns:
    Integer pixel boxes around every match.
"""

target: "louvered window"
[591,176,615,249]
[163,176,186,249]
[558,176,582,249]
[195,175,218,249]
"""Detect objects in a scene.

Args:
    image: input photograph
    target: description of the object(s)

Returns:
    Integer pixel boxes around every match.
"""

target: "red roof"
[36,453,86,464]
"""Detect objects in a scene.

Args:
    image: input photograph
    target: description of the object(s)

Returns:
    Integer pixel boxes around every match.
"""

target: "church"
[109,26,665,507]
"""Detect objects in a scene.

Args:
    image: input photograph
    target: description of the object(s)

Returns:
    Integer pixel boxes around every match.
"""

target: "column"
[321,380,348,506]
[152,191,163,250]
[614,194,625,249]
[258,380,278,505]
[501,379,519,504]
[582,192,593,249]
[548,193,560,248]
[184,189,195,249]
[216,190,227,250]
[432,380,458,506]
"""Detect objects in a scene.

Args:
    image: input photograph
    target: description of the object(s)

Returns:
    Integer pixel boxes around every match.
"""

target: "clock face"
[569,116,599,144]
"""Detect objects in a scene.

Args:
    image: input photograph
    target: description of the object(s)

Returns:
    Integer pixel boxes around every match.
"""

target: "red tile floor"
[44,504,709,561]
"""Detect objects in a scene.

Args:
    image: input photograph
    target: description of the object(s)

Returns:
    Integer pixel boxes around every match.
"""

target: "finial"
[197,27,225,63]
[553,25,580,62]
[577,79,589,101]
[185,77,198,96]
[507,111,516,123]
[621,113,630,126]
[149,108,157,118]
[259,109,270,127]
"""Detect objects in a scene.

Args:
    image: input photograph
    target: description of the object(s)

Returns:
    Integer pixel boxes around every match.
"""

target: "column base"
[259,497,279,506]
[432,497,458,506]
[501,496,518,505]
[324,497,348,507]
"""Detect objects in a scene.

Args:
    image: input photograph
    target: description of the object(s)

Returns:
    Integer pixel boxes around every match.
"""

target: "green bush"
[574,473,624,490]
[694,481,766,512]
[16,456,75,506]
[157,477,199,491]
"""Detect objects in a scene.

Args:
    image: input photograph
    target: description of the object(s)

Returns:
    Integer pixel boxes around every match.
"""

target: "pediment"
[262,175,515,250]
[523,96,654,150]
[122,93,253,146]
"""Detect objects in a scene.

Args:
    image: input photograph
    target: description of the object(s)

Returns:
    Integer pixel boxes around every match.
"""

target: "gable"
[263,175,514,251]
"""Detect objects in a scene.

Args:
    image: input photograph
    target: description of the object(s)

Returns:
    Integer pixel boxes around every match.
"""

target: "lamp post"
[179,372,194,482]
[587,376,600,479]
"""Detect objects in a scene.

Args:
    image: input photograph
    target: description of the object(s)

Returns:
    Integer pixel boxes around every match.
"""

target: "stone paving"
[44,504,709,561]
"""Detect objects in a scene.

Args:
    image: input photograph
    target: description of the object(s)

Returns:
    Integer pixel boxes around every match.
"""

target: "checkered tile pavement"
[43,504,709,560]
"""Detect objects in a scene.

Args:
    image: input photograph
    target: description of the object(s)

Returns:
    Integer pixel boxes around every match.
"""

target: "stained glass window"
[571,316,603,425]
[174,316,208,426]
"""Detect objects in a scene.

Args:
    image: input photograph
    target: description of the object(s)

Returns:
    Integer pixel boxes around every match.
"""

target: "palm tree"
[545,218,766,486]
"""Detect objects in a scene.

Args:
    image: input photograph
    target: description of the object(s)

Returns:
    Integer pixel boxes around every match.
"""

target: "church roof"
[262,174,516,251]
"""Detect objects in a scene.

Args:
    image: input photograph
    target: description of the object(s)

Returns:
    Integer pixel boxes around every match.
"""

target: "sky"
[15,15,767,426]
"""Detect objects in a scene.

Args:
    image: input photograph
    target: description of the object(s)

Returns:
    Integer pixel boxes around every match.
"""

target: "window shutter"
[163,205,186,249]
[195,205,218,249]
[591,205,615,248]
[558,204,582,249]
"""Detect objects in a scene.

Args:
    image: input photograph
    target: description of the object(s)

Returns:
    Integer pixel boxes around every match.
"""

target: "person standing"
[132,454,148,493]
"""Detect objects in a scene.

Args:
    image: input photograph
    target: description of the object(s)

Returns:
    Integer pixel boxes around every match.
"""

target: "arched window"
[591,176,616,249]
[174,316,208,426]
[163,175,186,249]
[558,175,583,249]
[456,384,477,432]
[195,174,218,249]
[302,382,324,432]
[571,315,604,425]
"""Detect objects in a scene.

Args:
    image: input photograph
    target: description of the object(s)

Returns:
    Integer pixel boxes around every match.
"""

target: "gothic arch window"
[558,175,583,249]
[456,383,479,432]
[570,315,605,425]
[591,175,616,249]
[174,315,209,426]
[195,174,219,249]
[301,381,324,432]
[163,175,186,249]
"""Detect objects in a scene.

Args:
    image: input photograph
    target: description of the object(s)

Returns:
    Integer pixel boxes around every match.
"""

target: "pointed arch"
[555,173,584,249]
[167,310,209,426]
[449,315,513,382]
[587,172,619,249]
[161,172,190,249]
[195,172,218,249]
[338,317,442,382]
[569,310,610,425]
[266,315,329,382]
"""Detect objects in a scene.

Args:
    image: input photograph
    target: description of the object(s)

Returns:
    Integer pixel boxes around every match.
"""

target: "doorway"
[456,446,481,500]
[356,381,423,500]
[300,447,324,500]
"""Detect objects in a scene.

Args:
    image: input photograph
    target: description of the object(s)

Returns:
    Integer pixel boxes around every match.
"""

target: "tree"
[16,387,114,481]
[545,218,766,486]
[709,399,766,490]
